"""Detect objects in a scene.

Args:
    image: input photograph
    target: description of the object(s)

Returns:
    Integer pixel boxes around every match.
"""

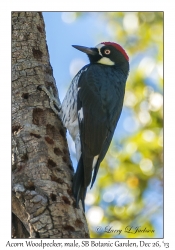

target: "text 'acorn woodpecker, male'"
[62,42,129,210]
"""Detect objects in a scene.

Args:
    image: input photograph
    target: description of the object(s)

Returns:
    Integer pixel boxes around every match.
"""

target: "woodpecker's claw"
[38,85,62,117]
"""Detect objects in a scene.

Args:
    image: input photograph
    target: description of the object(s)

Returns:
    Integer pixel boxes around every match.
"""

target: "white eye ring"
[104,49,111,55]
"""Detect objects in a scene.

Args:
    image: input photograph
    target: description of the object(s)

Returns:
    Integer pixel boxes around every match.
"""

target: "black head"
[72,42,129,75]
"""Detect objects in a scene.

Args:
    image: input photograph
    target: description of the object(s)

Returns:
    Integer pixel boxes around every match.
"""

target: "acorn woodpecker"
[62,42,129,210]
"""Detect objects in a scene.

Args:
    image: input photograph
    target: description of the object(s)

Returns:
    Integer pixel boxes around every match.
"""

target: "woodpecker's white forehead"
[95,43,105,49]
[95,43,105,56]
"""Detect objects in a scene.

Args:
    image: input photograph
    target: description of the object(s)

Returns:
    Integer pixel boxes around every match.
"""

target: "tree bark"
[12,11,89,239]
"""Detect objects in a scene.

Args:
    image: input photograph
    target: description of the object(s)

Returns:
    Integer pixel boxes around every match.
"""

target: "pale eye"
[104,49,111,55]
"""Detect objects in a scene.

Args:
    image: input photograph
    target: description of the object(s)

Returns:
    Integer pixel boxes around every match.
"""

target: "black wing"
[73,64,127,209]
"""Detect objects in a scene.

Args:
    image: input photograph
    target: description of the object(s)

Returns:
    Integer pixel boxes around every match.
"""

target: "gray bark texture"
[12,11,89,239]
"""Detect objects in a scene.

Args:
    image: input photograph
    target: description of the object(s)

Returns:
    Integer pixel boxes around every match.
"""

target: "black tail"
[72,155,87,211]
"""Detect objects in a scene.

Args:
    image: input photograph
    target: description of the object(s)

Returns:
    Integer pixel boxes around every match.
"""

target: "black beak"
[72,45,97,56]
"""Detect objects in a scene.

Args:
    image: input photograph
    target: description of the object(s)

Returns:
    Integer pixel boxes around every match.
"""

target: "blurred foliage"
[77,12,163,238]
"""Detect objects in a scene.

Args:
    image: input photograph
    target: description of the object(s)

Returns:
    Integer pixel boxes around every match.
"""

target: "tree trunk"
[12,11,89,239]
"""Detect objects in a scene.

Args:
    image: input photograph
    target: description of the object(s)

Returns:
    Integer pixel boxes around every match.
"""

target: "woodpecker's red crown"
[101,42,129,61]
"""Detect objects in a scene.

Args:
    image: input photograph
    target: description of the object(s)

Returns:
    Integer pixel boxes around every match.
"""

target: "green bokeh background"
[80,12,163,238]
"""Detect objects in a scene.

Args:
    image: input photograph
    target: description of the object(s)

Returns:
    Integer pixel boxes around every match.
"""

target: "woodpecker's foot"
[37,85,62,117]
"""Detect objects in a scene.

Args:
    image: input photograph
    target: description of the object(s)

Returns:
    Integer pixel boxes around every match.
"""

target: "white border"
[1,1,175,249]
